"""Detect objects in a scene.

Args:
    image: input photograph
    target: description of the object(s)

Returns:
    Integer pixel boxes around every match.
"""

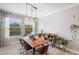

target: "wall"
[39,5,79,40]
[38,5,79,52]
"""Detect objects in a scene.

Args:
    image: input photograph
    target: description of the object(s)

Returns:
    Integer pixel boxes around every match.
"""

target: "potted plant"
[59,38,68,49]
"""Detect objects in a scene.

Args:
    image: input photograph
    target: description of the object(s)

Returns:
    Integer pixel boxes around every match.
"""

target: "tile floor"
[0,39,75,55]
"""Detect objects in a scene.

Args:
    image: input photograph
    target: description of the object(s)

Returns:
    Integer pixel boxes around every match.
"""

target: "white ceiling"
[0,3,77,18]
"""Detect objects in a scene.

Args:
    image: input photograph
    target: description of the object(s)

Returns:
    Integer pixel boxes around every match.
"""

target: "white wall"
[39,5,79,40]
[38,5,79,52]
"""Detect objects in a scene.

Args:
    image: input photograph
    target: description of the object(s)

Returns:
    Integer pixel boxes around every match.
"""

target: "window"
[25,19,33,35]
[9,17,33,36]
[25,25,32,34]
[9,17,21,36]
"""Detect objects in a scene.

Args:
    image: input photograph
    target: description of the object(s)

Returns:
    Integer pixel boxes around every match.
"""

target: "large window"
[9,17,21,36]
[25,25,32,34]
[9,17,33,36]
[25,19,33,35]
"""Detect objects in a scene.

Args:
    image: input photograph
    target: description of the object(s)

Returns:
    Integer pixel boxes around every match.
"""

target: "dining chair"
[19,39,24,54]
[22,39,33,54]
[19,39,23,46]
[36,45,49,55]
[19,39,33,55]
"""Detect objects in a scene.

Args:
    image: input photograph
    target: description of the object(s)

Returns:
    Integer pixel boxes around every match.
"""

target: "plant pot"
[60,44,65,49]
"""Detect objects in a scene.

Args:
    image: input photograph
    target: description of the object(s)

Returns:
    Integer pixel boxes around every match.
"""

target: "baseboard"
[65,48,79,55]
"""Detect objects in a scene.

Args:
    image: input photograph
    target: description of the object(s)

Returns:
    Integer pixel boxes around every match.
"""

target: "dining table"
[30,37,48,55]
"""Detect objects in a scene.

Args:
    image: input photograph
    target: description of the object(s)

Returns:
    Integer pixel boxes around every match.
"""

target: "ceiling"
[0,3,77,18]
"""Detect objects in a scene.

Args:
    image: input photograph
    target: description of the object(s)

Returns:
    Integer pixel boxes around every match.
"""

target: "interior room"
[0,3,79,55]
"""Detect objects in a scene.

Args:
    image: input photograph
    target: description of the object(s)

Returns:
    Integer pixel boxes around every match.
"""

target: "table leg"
[42,44,44,46]
[52,42,55,47]
[54,43,55,47]
[33,48,35,55]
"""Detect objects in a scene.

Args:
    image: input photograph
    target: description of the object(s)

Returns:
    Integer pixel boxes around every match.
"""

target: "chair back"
[37,45,49,55]
[22,39,32,50]
[19,39,23,46]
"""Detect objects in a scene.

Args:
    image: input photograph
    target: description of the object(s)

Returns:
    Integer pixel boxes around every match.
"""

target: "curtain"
[0,9,8,47]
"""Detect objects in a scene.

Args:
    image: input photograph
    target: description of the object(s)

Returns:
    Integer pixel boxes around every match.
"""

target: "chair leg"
[19,47,24,54]
[46,53,47,55]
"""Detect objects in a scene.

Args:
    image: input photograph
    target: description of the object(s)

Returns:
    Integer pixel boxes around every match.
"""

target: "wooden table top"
[31,37,48,48]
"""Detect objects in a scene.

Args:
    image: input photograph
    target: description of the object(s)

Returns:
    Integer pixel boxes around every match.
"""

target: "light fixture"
[25,3,37,19]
